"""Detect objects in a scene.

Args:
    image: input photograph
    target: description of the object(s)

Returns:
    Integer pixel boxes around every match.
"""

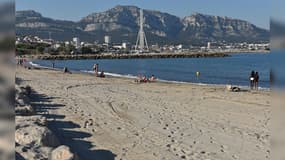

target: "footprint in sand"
[180,155,187,159]
[83,118,94,128]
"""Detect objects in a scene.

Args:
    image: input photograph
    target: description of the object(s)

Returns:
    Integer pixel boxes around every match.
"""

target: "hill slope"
[16,5,269,45]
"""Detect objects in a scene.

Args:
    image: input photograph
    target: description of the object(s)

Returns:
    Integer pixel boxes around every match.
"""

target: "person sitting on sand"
[149,75,156,82]
[63,67,71,74]
[142,75,148,83]
[98,71,105,78]
[135,75,148,83]
[135,75,142,83]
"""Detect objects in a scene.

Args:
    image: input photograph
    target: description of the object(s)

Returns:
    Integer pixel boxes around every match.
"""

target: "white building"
[73,37,80,49]
[207,42,211,49]
[52,43,61,49]
[176,44,183,50]
[122,42,127,49]
[104,36,111,44]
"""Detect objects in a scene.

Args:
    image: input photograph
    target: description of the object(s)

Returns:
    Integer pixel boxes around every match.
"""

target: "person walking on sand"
[254,71,259,90]
[250,70,255,89]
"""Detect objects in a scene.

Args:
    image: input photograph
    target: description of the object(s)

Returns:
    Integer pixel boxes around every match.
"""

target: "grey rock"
[15,105,34,116]
[15,116,59,147]
[51,145,75,160]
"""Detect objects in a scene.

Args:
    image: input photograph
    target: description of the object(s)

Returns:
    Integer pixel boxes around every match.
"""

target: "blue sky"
[16,0,269,29]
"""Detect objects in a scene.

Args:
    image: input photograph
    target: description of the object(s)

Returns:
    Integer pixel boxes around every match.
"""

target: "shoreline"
[26,61,271,92]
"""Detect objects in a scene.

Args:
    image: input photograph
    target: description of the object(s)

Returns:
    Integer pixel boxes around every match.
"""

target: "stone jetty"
[25,52,229,60]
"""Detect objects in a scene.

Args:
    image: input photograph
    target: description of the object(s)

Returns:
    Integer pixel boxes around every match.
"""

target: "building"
[51,43,61,50]
[104,36,111,44]
[73,37,80,49]
[207,42,211,50]
[176,44,183,50]
[122,42,127,49]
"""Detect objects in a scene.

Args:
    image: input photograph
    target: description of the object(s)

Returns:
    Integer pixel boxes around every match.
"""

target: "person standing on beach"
[254,71,259,90]
[196,71,200,77]
[250,71,255,89]
[270,69,274,86]
[93,64,99,76]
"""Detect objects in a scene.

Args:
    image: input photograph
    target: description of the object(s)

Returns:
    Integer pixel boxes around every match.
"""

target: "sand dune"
[16,67,270,160]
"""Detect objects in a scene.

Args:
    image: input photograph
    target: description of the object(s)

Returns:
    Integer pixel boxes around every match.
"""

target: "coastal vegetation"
[16,42,102,55]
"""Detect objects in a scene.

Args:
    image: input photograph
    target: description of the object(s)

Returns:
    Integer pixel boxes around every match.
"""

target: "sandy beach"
[16,67,270,160]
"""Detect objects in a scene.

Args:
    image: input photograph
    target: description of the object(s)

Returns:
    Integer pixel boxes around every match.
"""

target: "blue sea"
[32,53,270,88]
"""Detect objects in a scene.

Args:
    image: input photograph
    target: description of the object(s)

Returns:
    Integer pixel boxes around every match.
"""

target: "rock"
[15,105,34,116]
[15,116,59,147]
[21,85,32,95]
[16,116,47,128]
[16,92,31,105]
[51,145,75,160]
[15,85,32,107]
[15,125,59,147]
[16,146,53,160]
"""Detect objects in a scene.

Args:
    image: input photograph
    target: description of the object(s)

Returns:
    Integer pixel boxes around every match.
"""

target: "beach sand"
[16,67,270,160]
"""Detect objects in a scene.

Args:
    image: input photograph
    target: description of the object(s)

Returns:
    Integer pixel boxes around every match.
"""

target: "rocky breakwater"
[29,52,229,60]
[15,84,77,160]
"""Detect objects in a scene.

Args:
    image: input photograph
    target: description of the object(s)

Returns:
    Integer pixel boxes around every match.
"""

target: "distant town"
[16,9,269,57]
[16,34,269,56]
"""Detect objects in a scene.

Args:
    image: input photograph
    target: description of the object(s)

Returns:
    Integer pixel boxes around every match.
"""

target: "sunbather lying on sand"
[149,75,156,82]
[135,75,156,83]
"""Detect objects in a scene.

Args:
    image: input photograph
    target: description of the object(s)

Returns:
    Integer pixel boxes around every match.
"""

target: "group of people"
[249,70,259,90]
[17,58,26,65]
[135,74,156,83]
[93,63,105,78]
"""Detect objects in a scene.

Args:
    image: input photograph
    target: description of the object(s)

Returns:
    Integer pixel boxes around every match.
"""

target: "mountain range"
[16,5,269,45]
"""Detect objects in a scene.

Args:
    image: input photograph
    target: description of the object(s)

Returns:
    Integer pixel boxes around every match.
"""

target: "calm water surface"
[33,53,270,88]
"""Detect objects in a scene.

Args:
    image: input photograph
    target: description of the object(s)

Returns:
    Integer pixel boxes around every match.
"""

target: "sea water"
[32,53,270,88]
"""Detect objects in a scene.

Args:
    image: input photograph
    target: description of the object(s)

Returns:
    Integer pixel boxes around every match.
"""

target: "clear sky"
[272,0,285,22]
[16,0,269,29]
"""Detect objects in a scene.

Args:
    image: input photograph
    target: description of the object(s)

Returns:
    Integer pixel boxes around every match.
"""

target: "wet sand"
[16,67,270,160]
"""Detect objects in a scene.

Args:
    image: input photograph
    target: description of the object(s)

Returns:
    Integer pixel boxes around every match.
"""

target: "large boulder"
[51,145,75,160]
[15,85,32,106]
[16,146,53,160]
[16,115,47,128]
[15,105,34,116]
[15,116,59,147]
